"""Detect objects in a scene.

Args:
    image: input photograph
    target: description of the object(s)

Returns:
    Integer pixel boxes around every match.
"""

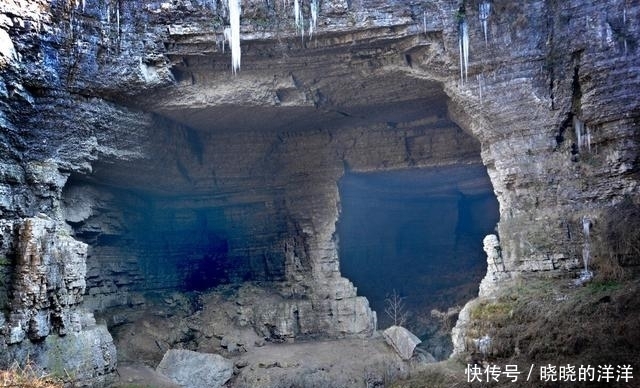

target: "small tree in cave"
[384,289,408,327]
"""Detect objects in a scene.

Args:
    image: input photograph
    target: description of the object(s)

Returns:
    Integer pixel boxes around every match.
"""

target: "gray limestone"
[157,349,233,388]
[0,0,638,384]
[383,325,421,360]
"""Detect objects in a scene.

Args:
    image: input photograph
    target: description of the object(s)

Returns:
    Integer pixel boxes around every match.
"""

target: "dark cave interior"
[62,173,290,311]
[337,165,499,332]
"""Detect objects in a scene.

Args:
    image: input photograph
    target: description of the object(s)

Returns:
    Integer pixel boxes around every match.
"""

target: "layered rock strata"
[0,0,638,383]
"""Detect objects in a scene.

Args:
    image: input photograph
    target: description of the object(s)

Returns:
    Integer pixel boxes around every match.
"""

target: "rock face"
[478,234,509,297]
[0,215,116,385]
[156,349,233,388]
[383,325,421,360]
[0,0,638,383]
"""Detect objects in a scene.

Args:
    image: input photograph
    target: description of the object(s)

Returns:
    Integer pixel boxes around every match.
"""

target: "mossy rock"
[469,300,512,322]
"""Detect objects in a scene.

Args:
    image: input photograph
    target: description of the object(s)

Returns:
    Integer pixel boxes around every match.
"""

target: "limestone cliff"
[0,0,638,383]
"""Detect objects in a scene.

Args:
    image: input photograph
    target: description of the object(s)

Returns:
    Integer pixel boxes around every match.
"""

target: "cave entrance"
[337,164,499,358]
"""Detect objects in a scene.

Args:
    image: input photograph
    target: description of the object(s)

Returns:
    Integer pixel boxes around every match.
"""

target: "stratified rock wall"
[440,0,639,275]
[0,0,638,383]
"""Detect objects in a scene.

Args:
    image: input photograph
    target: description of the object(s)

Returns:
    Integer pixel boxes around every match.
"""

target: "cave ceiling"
[135,25,448,134]
[83,26,473,196]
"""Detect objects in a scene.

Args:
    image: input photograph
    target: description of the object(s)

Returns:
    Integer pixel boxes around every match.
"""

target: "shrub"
[593,197,640,281]
[0,362,63,388]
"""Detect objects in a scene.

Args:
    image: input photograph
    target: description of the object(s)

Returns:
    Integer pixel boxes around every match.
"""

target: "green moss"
[0,256,9,266]
[470,300,512,321]
[585,280,621,294]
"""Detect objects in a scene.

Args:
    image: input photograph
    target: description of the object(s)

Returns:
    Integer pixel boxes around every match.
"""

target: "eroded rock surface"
[156,349,233,388]
[383,325,422,360]
[0,0,638,383]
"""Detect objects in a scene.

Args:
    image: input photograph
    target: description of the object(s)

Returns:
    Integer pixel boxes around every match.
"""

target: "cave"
[337,165,499,358]
[52,67,492,362]
[338,166,499,322]
[1,0,639,386]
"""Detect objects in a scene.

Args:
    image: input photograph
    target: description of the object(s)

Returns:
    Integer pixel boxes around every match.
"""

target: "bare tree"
[384,289,408,327]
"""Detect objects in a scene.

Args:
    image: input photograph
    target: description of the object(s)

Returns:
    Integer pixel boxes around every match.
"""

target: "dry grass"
[0,363,63,388]
[389,359,466,388]
[391,276,640,387]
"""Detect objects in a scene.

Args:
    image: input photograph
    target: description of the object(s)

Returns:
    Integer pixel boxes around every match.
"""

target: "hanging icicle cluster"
[228,0,241,74]
[479,1,490,45]
[458,18,469,84]
[573,116,591,152]
[223,0,321,72]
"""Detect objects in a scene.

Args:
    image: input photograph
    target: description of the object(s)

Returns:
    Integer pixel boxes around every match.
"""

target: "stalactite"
[229,0,241,74]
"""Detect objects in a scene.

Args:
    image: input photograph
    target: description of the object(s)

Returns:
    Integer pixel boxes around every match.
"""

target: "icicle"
[581,216,593,279]
[574,116,582,150]
[573,116,591,152]
[294,0,303,39]
[107,4,110,24]
[423,11,426,35]
[462,20,469,82]
[479,1,490,45]
[229,0,241,73]
[623,7,627,55]
[300,10,304,42]
[223,27,231,53]
[477,73,483,101]
[82,0,85,13]
[458,26,463,82]
[459,19,469,84]
[116,1,120,33]
[573,215,594,285]
[309,0,318,38]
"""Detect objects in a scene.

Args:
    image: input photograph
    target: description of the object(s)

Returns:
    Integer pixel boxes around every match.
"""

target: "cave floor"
[105,275,640,388]
[103,282,430,387]
[112,335,420,388]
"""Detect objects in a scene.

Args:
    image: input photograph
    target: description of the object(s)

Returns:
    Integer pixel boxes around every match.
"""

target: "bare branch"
[384,289,408,327]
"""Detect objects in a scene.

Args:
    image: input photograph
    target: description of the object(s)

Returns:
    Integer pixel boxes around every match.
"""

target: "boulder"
[156,349,233,388]
[383,325,421,360]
